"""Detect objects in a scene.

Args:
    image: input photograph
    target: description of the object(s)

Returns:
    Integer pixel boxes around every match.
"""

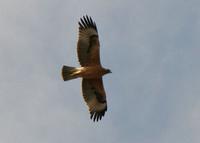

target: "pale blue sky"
[0,0,200,143]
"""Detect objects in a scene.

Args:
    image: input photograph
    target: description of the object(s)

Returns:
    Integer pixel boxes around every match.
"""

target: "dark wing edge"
[78,15,98,32]
[82,78,107,122]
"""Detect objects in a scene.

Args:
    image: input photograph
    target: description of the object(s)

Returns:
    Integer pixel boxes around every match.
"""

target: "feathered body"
[62,15,111,122]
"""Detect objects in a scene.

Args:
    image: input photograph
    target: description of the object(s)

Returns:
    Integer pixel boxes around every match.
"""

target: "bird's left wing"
[82,78,107,122]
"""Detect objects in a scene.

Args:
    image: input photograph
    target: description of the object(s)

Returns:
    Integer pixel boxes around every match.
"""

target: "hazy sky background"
[1,0,200,143]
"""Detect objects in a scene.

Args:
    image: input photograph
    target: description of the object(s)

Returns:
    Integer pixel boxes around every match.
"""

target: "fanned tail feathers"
[62,66,79,81]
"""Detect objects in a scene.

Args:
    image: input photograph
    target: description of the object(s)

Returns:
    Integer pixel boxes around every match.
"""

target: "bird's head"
[105,69,112,74]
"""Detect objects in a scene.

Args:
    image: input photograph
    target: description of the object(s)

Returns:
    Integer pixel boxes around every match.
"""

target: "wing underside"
[82,78,107,122]
[77,15,101,66]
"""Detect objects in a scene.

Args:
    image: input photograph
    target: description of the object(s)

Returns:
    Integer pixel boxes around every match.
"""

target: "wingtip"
[78,15,97,31]
[90,110,106,122]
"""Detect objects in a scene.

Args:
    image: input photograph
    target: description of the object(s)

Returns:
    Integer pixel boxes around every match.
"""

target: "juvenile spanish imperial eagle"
[62,15,111,122]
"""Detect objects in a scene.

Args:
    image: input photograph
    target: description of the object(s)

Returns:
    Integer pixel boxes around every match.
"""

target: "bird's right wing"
[77,15,101,66]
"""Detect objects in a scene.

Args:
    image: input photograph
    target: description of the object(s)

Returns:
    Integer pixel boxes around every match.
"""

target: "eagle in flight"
[62,15,111,122]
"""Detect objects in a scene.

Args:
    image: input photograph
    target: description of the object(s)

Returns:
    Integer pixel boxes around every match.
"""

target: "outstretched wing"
[82,78,107,122]
[77,15,101,66]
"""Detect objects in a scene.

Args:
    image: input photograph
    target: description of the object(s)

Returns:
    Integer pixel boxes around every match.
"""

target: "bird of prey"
[62,15,111,122]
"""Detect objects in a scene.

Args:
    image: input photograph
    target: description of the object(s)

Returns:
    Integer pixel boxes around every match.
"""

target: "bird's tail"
[62,65,80,81]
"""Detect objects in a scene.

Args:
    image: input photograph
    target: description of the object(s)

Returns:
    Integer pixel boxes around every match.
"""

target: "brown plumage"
[62,15,111,122]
